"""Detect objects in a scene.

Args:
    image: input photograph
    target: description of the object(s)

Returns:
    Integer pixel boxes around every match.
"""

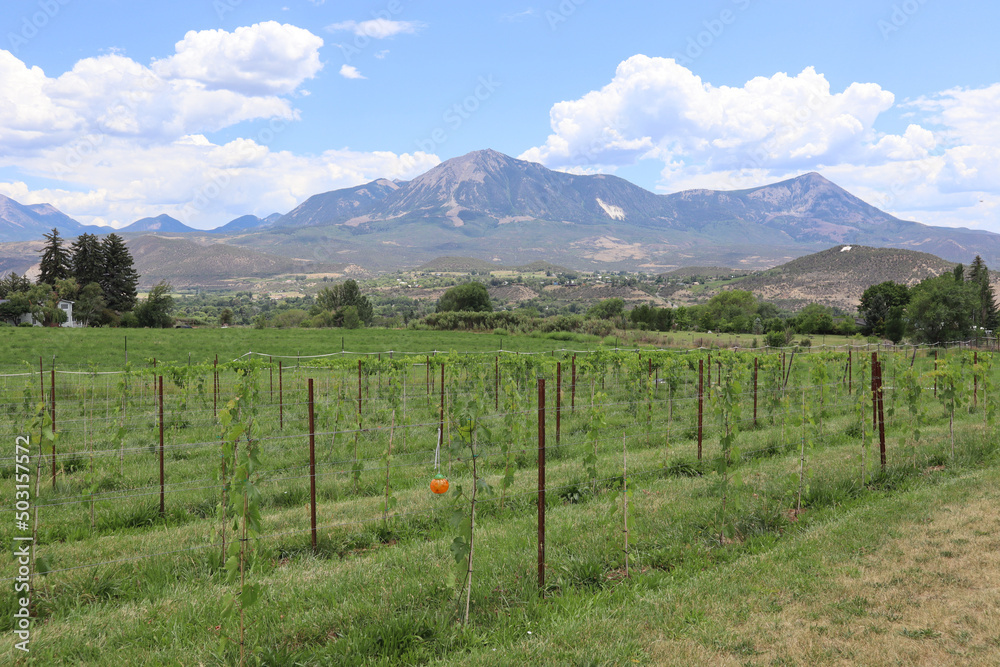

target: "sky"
[0,0,998,232]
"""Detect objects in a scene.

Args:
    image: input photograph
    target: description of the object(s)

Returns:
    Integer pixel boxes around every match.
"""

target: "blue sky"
[1,0,998,232]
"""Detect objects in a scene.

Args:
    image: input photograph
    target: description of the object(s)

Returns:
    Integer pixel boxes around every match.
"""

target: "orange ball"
[430,474,449,494]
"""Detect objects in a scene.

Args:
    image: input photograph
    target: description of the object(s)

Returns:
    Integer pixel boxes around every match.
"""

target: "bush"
[764,330,786,348]
[119,312,139,328]
[798,338,812,348]
[583,319,614,337]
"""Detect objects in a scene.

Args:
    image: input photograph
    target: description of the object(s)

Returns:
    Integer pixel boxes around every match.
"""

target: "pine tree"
[38,228,71,286]
[70,233,104,287]
[100,233,139,313]
[970,255,998,331]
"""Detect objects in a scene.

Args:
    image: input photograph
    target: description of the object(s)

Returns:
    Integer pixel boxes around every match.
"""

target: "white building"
[0,299,78,327]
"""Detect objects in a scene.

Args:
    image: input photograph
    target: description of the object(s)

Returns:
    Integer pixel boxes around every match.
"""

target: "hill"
[208,213,283,234]
[125,236,345,288]
[730,245,956,310]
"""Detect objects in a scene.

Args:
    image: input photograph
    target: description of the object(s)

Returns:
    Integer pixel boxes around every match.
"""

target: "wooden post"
[357,359,363,416]
[279,361,284,430]
[537,377,546,591]
[697,359,704,460]
[555,362,561,446]
[871,352,878,432]
[974,351,979,409]
[308,378,317,552]
[848,349,853,395]
[571,355,576,412]
[876,358,886,470]
[159,375,165,517]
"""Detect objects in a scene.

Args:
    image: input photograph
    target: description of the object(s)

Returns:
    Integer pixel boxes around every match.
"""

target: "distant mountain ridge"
[258,149,1000,270]
[0,194,90,241]
[5,149,1000,272]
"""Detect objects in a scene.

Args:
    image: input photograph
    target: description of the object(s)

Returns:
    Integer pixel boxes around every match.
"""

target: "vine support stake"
[934,350,938,397]
[357,359,363,417]
[269,356,273,401]
[50,365,56,489]
[556,362,561,446]
[753,356,758,427]
[697,359,704,460]
[159,375,165,517]
[308,378,317,552]
[849,348,853,394]
[537,377,546,592]
[438,364,445,452]
[571,354,576,412]
[495,355,499,411]
[974,351,979,409]
[38,355,44,405]
[213,355,219,417]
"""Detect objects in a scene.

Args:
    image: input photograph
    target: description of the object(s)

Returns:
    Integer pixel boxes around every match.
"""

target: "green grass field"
[2,338,996,665]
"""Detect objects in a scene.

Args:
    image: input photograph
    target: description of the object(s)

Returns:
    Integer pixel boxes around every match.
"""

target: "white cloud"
[522,55,1000,231]
[153,21,323,96]
[325,19,425,39]
[0,24,440,230]
[339,64,366,80]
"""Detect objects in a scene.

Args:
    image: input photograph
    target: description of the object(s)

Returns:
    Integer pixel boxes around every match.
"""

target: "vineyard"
[2,343,999,665]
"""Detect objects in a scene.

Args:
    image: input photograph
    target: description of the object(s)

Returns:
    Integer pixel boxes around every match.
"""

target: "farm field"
[2,341,998,665]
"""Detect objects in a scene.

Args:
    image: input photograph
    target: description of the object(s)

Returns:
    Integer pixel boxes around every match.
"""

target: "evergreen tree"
[100,233,139,313]
[38,228,71,286]
[70,233,104,287]
[969,255,998,332]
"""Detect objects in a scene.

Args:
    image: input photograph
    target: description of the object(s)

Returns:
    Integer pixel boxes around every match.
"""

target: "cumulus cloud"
[522,55,1000,231]
[0,23,440,229]
[339,64,366,80]
[326,19,425,39]
[152,21,323,96]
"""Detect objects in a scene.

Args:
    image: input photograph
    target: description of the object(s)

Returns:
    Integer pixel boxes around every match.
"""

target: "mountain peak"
[120,214,196,233]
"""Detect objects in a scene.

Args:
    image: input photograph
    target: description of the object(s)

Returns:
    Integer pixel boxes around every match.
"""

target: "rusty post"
[50,366,55,433]
[159,375,165,516]
[871,352,878,432]
[308,378,317,552]
[974,350,979,409]
[556,362,561,446]
[876,358,886,470]
[537,377,546,591]
[571,355,577,412]
[697,359,704,460]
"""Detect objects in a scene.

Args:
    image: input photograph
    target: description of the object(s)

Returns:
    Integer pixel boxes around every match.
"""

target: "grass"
[0,343,995,665]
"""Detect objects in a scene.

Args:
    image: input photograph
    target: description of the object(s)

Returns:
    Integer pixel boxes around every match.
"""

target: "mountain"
[0,194,90,242]
[246,150,1000,271]
[119,214,197,234]
[208,213,283,234]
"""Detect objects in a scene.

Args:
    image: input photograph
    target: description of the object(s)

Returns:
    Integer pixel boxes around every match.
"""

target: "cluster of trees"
[1,229,142,327]
[860,256,998,344]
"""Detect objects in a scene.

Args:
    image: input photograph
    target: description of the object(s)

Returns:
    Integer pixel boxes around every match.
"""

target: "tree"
[134,281,175,328]
[859,281,910,337]
[316,279,374,325]
[74,282,105,327]
[100,234,139,313]
[219,308,234,326]
[702,290,758,332]
[586,297,623,320]
[38,228,71,286]
[968,255,998,333]
[70,233,104,287]
[437,282,493,313]
[792,303,836,335]
[0,272,32,299]
[905,274,976,344]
